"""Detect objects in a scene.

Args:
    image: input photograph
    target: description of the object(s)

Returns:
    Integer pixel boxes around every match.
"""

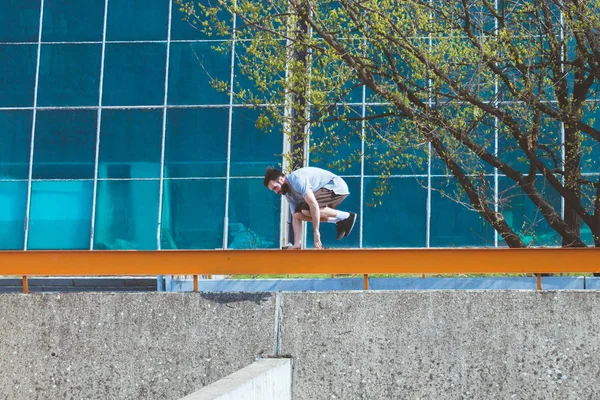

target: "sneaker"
[335,221,346,240]
[343,212,357,237]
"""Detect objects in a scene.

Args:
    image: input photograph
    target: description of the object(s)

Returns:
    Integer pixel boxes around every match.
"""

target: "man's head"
[264,167,289,195]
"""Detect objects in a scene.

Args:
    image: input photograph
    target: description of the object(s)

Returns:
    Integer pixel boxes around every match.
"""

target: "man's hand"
[313,231,322,248]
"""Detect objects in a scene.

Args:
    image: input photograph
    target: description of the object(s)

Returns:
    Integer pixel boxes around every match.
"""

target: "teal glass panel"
[230,107,282,177]
[168,42,231,105]
[309,107,362,176]
[93,180,159,250]
[228,178,279,249]
[0,45,37,107]
[581,103,600,174]
[33,110,97,179]
[362,177,427,248]
[99,109,162,179]
[0,0,40,42]
[306,177,361,249]
[170,0,232,41]
[42,0,104,42]
[160,179,225,249]
[106,0,168,41]
[102,43,166,106]
[430,177,495,247]
[0,110,32,180]
[38,44,101,106]
[0,181,27,250]
[580,180,598,246]
[364,105,427,176]
[28,180,93,250]
[165,107,228,178]
[497,176,562,247]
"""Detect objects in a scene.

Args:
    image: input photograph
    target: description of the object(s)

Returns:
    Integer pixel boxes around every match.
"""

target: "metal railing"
[2,248,599,293]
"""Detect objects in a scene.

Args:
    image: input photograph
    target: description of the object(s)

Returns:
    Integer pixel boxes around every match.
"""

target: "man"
[263,166,357,249]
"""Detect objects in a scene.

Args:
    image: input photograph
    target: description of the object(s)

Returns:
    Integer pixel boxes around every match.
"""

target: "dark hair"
[263,167,284,187]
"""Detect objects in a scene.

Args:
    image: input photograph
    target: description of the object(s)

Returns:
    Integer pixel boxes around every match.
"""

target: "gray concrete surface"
[279,291,600,399]
[180,358,291,400]
[2,291,600,399]
[0,293,275,400]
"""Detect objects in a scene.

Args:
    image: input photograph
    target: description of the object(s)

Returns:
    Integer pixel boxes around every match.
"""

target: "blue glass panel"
[33,110,97,179]
[0,45,37,107]
[42,0,104,42]
[306,177,361,249]
[170,0,232,41]
[228,178,279,249]
[309,107,362,176]
[99,109,162,179]
[106,0,168,41]
[364,105,427,176]
[165,107,228,178]
[93,180,159,250]
[0,110,32,180]
[581,103,600,174]
[430,177,495,247]
[102,43,166,106]
[168,42,231,105]
[160,179,225,249]
[0,0,40,42]
[230,107,282,177]
[38,44,101,106]
[497,176,562,247]
[0,181,27,250]
[28,180,93,250]
[362,177,427,248]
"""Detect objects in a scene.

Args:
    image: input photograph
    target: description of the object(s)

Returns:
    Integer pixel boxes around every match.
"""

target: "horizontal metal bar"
[0,248,599,276]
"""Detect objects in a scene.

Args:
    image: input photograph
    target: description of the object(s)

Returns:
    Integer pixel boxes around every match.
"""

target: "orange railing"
[2,247,599,293]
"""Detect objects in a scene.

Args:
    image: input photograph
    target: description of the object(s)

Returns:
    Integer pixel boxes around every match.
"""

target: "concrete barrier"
[179,358,291,400]
[2,291,600,399]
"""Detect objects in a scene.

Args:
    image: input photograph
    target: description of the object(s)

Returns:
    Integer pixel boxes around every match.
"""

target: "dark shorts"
[294,188,348,213]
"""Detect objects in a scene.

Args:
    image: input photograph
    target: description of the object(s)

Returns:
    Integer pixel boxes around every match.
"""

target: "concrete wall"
[2,291,600,399]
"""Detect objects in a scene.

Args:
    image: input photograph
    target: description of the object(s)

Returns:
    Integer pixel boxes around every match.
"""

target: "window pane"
[230,107,282,177]
[28,180,93,250]
[168,42,231,105]
[38,44,101,106]
[498,176,562,247]
[170,1,232,41]
[93,180,159,250]
[363,177,427,248]
[99,109,162,179]
[306,177,361,249]
[0,181,27,250]
[228,178,280,249]
[42,0,104,42]
[309,107,362,176]
[161,179,225,249]
[0,0,40,42]
[430,177,495,247]
[0,110,32,180]
[582,103,600,174]
[33,110,97,179]
[102,43,167,106]
[0,45,37,107]
[106,0,168,41]
[165,107,228,178]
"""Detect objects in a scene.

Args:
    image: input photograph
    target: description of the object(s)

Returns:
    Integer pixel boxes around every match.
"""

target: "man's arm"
[303,189,322,248]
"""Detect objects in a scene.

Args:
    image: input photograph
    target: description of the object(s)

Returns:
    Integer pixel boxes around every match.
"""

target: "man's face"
[268,176,286,195]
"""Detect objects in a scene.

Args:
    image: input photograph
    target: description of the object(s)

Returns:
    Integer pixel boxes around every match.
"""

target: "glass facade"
[1,1,598,251]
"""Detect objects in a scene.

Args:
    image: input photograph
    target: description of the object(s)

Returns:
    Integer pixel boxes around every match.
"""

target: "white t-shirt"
[284,167,349,214]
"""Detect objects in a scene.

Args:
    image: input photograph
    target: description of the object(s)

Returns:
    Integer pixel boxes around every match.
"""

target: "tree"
[176,0,600,248]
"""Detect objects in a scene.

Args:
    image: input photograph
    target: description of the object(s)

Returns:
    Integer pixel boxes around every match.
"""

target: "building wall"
[1,1,597,251]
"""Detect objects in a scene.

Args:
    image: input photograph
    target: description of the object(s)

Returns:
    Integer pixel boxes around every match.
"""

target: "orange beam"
[0,248,599,276]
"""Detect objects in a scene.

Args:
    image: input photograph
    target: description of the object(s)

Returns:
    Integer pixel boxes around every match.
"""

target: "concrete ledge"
[180,358,291,400]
